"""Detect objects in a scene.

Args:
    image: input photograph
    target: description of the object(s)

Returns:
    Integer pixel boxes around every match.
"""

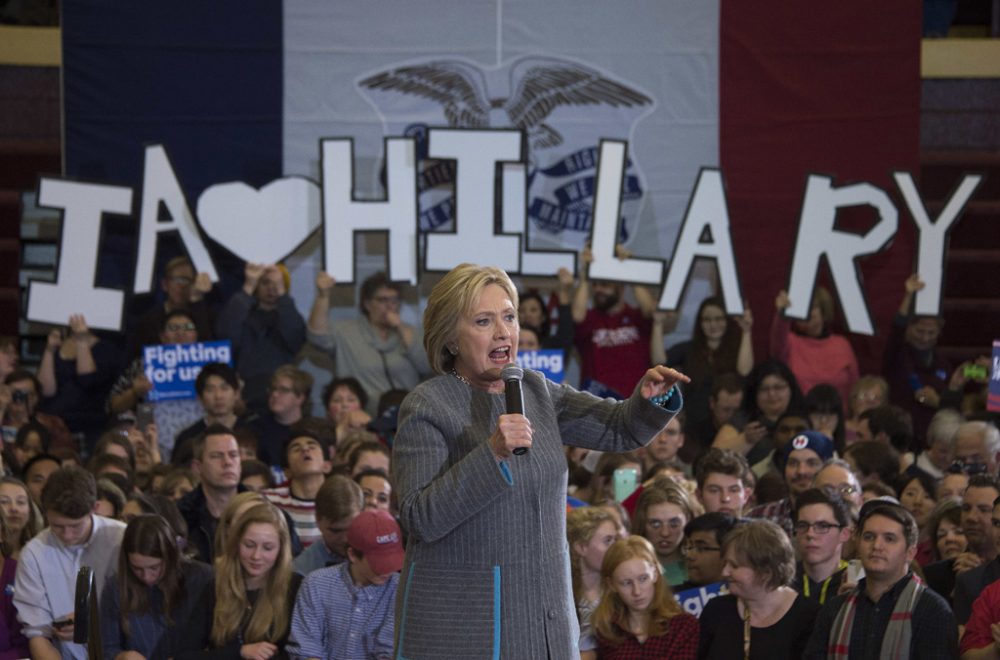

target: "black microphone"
[501,364,528,456]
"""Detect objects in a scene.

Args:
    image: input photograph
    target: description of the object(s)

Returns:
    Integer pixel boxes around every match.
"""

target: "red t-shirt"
[574,304,652,398]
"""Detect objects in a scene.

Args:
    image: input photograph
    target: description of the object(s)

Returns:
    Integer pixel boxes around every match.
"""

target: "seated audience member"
[127,255,216,357]
[713,359,806,471]
[89,454,136,498]
[770,286,859,408]
[748,430,836,536]
[37,314,119,451]
[592,536,699,660]
[1,371,73,455]
[96,477,127,519]
[896,471,937,531]
[211,491,268,561]
[939,469,970,500]
[695,448,754,517]
[347,439,391,478]
[293,475,363,576]
[641,413,687,473]
[632,481,698,587]
[517,269,576,354]
[207,501,302,658]
[354,468,392,512]
[11,421,49,473]
[14,466,126,660]
[20,453,61,507]
[234,427,260,463]
[263,424,331,548]
[0,513,28,659]
[94,430,138,471]
[308,271,429,415]
[322,377,371,446]
[287,510,403,660]
[240,459,274,492]
[883,274,959,452]
[804,500,957,659]
[567,507,618,659]
[843,440,902,487]
[677,512,738,591]
[108,311,206,459]
[792,487,853,605]
[959,558,1000,657]
[0,477,42,559]
[953,481,1000,627]
[858,404,916,467]
[844,374,889,446]
[248,365,313,467]
[921,499,966,567]
[805,383,847,453]
[699,519,819,659]
[912,408,963,481]
[216,262,306,413]
[157,467,198,502]
[654,296,753,458]
[172,363,251,467]
[686,372,744,460]
[100,514,214,659]
[953,421,1000,477]
[177,425,243,562]
[813,458,864,520]
[862,481,899,502]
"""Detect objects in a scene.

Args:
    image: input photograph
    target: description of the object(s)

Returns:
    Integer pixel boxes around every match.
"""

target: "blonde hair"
[592,536,682,645]
[721,519,795,591]
[211,501,293,647]
[212,491,267,560]
[422,264,519,374]
[566,507,615,599]
[631,480,700,536]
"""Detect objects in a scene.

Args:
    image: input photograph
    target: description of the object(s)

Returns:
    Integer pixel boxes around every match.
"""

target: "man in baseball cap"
[287,509,404,659]
[749,430,835,535]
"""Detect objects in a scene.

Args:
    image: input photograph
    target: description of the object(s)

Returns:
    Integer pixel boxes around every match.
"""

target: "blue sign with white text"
[143,340,233,402]
[516,349,565,384]
[674,582,729,617]
[989,340,1000,412]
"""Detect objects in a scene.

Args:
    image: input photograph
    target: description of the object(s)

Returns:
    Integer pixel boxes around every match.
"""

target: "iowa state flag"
[61,0,920,370]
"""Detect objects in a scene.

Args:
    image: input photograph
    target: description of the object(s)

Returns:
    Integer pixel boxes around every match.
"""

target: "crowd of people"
[0,250,994,659]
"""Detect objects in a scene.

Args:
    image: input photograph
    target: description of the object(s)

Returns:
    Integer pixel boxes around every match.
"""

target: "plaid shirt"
[748,497,794,536]
[595,612,699,660]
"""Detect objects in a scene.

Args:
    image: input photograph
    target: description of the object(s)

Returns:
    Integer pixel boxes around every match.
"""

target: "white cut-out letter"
[894,171,982,316]
[27,178,132,331]
[500,162,575,276]
[659,169,743,314]
[588,140,662,284]
[786,175,898,335]
[133,145,218,294]
[322,138,418,283]
[424,129,523,272]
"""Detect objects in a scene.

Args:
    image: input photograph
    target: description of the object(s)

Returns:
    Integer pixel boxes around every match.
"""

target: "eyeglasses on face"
[793,521,844,535]
[681,543,721,556]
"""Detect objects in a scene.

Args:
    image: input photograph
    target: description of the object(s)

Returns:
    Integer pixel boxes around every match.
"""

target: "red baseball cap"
[347,510,404,575]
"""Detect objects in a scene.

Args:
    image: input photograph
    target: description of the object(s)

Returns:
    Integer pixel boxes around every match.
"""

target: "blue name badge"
[990,340,1000,412]
[143,340,233,402]
[516,349,564,383]
[674,582,729,617]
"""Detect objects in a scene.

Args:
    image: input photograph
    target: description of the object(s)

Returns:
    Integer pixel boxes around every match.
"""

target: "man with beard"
[571,246,656,399]
[749,430,835,536]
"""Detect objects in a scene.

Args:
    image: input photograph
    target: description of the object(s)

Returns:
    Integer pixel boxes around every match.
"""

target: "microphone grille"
[501,364,524,382]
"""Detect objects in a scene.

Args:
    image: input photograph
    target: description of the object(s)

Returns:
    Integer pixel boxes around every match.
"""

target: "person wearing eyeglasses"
[814,459,864,520]
[792,487,853,605]
[674,512,739,594]
[308,271,431,417]
[128,255,217,358]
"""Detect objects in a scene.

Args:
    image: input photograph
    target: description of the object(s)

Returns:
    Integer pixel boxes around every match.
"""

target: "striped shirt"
[263,484,319,547]
[287,562,398,660]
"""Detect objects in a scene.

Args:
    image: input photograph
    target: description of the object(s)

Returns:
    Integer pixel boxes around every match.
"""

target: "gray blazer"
[391,369,679,659]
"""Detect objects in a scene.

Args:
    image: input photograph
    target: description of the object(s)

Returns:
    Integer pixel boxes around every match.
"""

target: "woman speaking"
[391,263,688,659]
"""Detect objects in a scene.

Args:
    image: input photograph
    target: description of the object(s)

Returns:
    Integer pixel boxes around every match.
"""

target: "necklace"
[450,370,471,386]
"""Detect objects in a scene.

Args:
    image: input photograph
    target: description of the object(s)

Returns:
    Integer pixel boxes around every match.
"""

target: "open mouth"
[489,347,511,363]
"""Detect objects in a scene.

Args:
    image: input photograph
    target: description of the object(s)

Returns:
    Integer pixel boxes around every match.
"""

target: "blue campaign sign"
[674,582,729,617]
[516,349,565,383]
[989,340,1000,412]
[143,340,233,402]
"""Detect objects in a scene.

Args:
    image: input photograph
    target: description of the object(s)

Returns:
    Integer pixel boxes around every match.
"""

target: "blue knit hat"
[782,430,835,465]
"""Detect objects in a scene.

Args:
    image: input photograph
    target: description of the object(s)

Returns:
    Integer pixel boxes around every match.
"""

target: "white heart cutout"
[197,177,321,264]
